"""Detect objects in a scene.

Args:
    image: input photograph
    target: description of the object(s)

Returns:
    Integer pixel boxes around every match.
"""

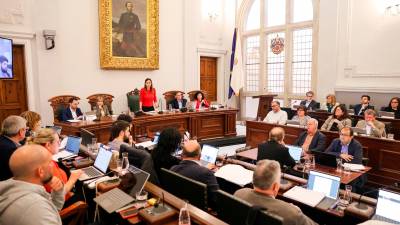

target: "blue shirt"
[340,144,349,154]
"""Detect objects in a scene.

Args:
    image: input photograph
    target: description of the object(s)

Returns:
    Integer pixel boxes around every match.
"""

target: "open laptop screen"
[375,189,400,222]
[65,136,81,154]
[307,171,340,199]
[286,145,302,162]
[94,146,112,173]
[127,165,150,196]
[200,145,218,164]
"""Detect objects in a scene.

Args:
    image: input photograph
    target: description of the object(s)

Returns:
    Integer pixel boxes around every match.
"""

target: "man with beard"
[118,1,141,56]
[0,144,65,225]
[0,55,11,78]
[108,120,134,151]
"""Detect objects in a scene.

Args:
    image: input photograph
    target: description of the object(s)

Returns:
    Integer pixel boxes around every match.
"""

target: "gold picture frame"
[99,0,159,70]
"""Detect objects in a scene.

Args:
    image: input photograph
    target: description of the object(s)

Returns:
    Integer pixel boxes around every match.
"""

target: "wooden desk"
[246,121,400,188]
[308,111,400,140]
[55,108,238,144]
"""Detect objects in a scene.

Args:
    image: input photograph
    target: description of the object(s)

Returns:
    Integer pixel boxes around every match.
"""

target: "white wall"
[0,0,235,125]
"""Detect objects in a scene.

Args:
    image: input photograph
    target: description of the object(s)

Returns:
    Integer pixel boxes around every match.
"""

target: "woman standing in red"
[140,78,158,112]
[193,91,209,109]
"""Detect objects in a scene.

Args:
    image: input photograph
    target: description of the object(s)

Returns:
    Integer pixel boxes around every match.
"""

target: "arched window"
[241,0,318,106]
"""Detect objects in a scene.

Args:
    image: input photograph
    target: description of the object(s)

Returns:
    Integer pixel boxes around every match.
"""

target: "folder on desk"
[215,164,253,187]
[283,186,325,207]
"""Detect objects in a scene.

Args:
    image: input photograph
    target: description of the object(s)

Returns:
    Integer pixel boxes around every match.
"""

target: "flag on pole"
[228,28,244,99]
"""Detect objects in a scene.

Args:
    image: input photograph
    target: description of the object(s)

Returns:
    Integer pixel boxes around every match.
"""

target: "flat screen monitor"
[0,37,13,79]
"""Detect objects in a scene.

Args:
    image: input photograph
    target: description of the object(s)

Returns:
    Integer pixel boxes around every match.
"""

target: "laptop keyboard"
[373,215,400,224]
[82,167,102,177]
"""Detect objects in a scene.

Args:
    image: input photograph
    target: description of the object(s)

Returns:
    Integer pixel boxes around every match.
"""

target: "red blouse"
[195,99,210,109]
[140,88,157,107]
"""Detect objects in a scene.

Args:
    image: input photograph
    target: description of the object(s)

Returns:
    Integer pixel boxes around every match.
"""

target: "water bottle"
[122,152,129,174]
[178,201,191,225]
[158,98,163,111]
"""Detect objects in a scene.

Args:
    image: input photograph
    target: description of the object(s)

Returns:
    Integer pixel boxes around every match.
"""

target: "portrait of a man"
[0,55,11,78]
[112,0,147,58]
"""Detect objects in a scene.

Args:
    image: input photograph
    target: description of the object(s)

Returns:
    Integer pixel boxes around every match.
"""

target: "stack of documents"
[215,164,253,186]
[343,163,365,171]
[283,186,325,207]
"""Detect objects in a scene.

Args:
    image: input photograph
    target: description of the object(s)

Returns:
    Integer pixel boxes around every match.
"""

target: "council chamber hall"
[0,0,400,225]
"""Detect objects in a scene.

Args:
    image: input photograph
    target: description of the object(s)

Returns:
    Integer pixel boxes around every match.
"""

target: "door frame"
[0,31,37,111]
[196,48,227,104]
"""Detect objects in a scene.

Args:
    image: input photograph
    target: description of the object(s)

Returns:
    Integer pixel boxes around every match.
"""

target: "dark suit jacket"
[293,131,326,152]
[257,140,296,168]
[0,135,19,181]
[354,104,374,116]
[61,107,83,121]
[300,100,320,110]
[170,99,187,109]
[383,106,400,119]
[325,138,363,164]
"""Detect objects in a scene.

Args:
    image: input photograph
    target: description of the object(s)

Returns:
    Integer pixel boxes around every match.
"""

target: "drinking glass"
[116,159,123,177]
[338,185,352,210]
[387,133,394,140]
[336,158,343,173]
[122,152,129,174]
[179,201,191,225]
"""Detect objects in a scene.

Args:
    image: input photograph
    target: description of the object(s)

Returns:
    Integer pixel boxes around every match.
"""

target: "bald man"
[0,145,64,225]
[171,140,219,206]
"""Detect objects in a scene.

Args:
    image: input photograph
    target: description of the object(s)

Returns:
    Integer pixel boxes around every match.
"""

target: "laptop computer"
[351,127,367,135]
[45,125,62,135]
[379,111,395,119]
[372,189,400,224]
[81,128,95,146]
[311,150,337,168]
[200,144,219,166]
[79,145,112,181]
[307,170,341,209]
[286,120,300,127]
[93,165,150,213]
[286,145,302,162]
[52,136,81,161]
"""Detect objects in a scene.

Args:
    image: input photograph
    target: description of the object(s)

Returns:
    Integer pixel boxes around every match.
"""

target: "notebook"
[372,189,400,224]
[200,144,219,166]
[52,136,81,161]
[79,145,112,181]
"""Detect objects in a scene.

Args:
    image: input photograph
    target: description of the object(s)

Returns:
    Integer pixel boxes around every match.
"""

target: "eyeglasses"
[340,133,350,137]
[392,101,399,104]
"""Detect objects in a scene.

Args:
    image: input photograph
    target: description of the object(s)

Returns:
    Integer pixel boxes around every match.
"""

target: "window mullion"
[259,0,267,94]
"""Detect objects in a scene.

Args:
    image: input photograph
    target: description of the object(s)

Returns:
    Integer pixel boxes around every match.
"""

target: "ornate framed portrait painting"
[99,0,159,70]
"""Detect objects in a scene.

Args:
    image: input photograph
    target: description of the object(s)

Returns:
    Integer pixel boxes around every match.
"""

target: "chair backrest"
[160,168,208,210]
[127,89,140,112]
[188,90,208,101]
[87,93,114,113]
[59,201,87,225]
[382,121,392,134]
[48,95,80,122]
[163,90,185,109]
[215,190,283,225]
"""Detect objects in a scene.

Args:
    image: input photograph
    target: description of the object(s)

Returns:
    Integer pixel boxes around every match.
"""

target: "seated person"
[0,145,64,225]
[108,121,135,151]
[263,101,288,125]
[117,113,133,123]
[151,127,182,178]
[355,109,386,138]
[325,127,363,164]
[171,91,187,109]
[20,111,42,138]
[193,91,209,109]
[321,105,352,132]
[31,128,83,206]
[257,127,296,169]
[0,115,27,181]
[291,105,311,127]
[94,96,110,118]
[383,97,400,119]
[321,94,340,113]
[293,118,326,153]
[61,97,83,121]
[300,91,320,111]
[234,159,317,225]
[354,95,374,116]
[171,140,219,205]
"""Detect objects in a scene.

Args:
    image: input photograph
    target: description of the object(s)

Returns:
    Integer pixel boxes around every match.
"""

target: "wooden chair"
[48,95,80,122]
[59,201,88,225]
[127,89,140,112]
[87,93,114,114]
[187,90,208,101]
[163,90,185,109]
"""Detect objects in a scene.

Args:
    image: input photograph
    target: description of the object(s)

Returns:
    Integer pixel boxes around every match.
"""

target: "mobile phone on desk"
[120,207,138,219]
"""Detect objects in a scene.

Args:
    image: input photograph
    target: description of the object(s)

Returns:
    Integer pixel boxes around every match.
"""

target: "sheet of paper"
[283,186,325,207]
[67,119,81,123]
[135,141,155,149]
[59,137,68,150]
[215,164,253,186]
[343,163,365,171]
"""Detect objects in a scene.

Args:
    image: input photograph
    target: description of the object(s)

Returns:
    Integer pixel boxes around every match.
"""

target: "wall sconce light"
[385,4,400,15]
[43,30,56,50]
[208,11,219,22]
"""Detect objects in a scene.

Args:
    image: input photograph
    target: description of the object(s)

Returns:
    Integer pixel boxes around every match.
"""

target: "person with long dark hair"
[321,105,352,132]
[383,97,400,119]
[139,78,158,112]
[151,127,182,177]
[193,91,209,109]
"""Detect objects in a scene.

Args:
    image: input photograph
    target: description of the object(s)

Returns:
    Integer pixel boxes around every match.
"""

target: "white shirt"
[70,107,78,120]
[366,124,372,135]
[263,110,288,125]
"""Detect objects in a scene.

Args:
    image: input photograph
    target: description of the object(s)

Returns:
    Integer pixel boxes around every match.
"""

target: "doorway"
[200,56,217,102]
